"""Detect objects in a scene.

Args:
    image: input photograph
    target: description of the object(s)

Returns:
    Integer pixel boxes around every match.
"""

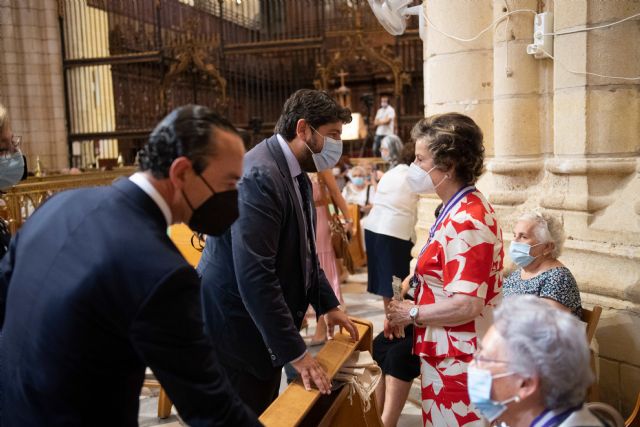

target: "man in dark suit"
[0,106,261,426]
[198,89,359,414]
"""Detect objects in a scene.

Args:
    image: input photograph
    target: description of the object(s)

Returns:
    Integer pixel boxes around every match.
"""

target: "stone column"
[418,0,494,248]
[62,0,117,167]
[483,0,549,219]
[0,0,67,170]
[547,0,640,413]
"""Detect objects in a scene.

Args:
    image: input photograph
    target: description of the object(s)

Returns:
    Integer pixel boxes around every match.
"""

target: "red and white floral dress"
[413,188,503,427]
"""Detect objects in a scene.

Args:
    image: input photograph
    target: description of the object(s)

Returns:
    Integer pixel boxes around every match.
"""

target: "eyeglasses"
[472,348,510,365]
[190,232,206,252]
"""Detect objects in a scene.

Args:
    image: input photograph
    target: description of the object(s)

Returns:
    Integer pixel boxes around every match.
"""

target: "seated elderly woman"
[504,210,582,317]
[470,294,607,426]
[342,165,375,216]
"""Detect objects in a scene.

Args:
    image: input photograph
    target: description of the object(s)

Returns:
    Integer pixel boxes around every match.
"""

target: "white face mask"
[0,151,25,189]
[467,366,520,423]
[406,163,447,194]
[306,126,343,172]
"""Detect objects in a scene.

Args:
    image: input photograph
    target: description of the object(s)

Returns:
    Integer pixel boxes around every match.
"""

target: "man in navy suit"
[0,106,261,426]
[198,89,359,414]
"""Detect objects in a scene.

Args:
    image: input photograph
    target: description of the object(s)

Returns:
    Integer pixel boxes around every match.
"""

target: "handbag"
[328,211,355,273]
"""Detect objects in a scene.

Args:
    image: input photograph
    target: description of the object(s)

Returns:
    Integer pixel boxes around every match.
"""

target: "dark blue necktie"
[296,174,316,288]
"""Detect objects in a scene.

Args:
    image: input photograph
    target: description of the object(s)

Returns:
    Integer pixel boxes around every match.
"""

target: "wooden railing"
[260,318,382,427]
[0,167,136,233]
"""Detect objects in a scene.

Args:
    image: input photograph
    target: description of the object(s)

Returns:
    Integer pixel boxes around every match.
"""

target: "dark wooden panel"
[62,0,424,165]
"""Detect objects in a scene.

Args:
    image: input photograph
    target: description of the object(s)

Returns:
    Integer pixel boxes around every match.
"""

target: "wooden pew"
[260,317,383,427]
[347,204,367,268]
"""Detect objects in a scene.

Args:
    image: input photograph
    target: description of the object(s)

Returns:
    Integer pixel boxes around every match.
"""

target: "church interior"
[1,0,639,426]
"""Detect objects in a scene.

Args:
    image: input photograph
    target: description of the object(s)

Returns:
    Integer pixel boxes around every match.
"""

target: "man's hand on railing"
[291,352,331,394]
[324,308,359,342]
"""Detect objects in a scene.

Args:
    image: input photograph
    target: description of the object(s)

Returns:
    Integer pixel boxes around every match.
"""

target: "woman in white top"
[342,165,375,217]
[364,142,418,306]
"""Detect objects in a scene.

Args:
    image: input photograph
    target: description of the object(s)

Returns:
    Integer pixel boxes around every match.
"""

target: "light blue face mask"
[0,151,25,189]
[351,177,365,186]
[307,126,343,172]
[509,241,544,268]
[467,366,520,422]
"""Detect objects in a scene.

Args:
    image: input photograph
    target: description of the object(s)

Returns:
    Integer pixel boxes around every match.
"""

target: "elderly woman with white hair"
[469,294,606,426]
[379,134,404,168]
[342,165,375,217]
[504,210,582,316]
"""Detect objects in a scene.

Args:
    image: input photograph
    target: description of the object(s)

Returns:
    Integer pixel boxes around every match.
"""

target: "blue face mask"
[306,126,343,172]
[467,366,519,422]
[509,241,544,268]
[0,151,25,189]
[351,177,365,186]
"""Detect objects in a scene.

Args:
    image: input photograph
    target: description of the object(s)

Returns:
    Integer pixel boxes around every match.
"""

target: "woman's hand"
[400,274,411,298]
[387,300,415,328]
[383,318,405,340]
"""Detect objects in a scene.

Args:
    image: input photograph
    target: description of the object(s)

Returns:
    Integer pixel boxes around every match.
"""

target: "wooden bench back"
[259,317,382,427]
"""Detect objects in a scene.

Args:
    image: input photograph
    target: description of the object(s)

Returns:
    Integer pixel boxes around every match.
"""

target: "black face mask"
[182,175,239,236]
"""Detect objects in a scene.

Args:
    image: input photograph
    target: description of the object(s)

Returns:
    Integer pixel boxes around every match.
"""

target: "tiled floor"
[139,271,423,426]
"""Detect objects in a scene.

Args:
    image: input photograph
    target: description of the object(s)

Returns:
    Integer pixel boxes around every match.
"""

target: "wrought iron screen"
[59,0,423,167]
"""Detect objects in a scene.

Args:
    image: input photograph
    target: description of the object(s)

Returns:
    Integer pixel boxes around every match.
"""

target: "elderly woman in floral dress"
[388,113,503,427]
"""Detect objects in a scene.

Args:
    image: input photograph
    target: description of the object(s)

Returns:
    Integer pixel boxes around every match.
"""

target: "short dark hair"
[399,141,415,166]
[410,113,485,184]
[274,89,352,141]
[139,105,239,179]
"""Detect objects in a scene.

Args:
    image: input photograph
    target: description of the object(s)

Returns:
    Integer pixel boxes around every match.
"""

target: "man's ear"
[295,119,309,141]
[168,156,192,191]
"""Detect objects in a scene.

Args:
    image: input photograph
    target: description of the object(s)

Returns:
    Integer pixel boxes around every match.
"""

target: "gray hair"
[495,295,593,409]
[380,134,403,167]
[518,210,565,258]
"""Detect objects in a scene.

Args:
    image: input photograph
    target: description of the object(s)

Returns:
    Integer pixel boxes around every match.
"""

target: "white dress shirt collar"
[129,172,172,226]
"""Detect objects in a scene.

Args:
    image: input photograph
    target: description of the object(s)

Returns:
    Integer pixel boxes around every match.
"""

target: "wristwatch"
[409,306,420,325]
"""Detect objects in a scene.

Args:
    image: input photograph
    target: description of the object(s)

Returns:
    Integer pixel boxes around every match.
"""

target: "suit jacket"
[198,135,340,380]
[0,178,260,427]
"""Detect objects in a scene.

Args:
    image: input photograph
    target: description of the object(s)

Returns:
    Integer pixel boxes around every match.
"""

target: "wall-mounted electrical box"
[527,12,554,59]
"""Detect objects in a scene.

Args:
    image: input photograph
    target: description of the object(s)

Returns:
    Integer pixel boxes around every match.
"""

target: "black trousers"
[223,363,282,415]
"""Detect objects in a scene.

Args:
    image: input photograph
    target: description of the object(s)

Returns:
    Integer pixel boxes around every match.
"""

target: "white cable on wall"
[422,6,640,81]
[539,48,640,81]
[422,8,537,42]
[544,12,640,36]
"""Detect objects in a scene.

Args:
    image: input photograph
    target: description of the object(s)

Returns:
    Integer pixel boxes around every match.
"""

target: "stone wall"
[0,0,67,171]
[419,0,640,414]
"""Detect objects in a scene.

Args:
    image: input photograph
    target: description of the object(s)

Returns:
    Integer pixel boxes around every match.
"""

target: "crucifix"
[334,69,352,109]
